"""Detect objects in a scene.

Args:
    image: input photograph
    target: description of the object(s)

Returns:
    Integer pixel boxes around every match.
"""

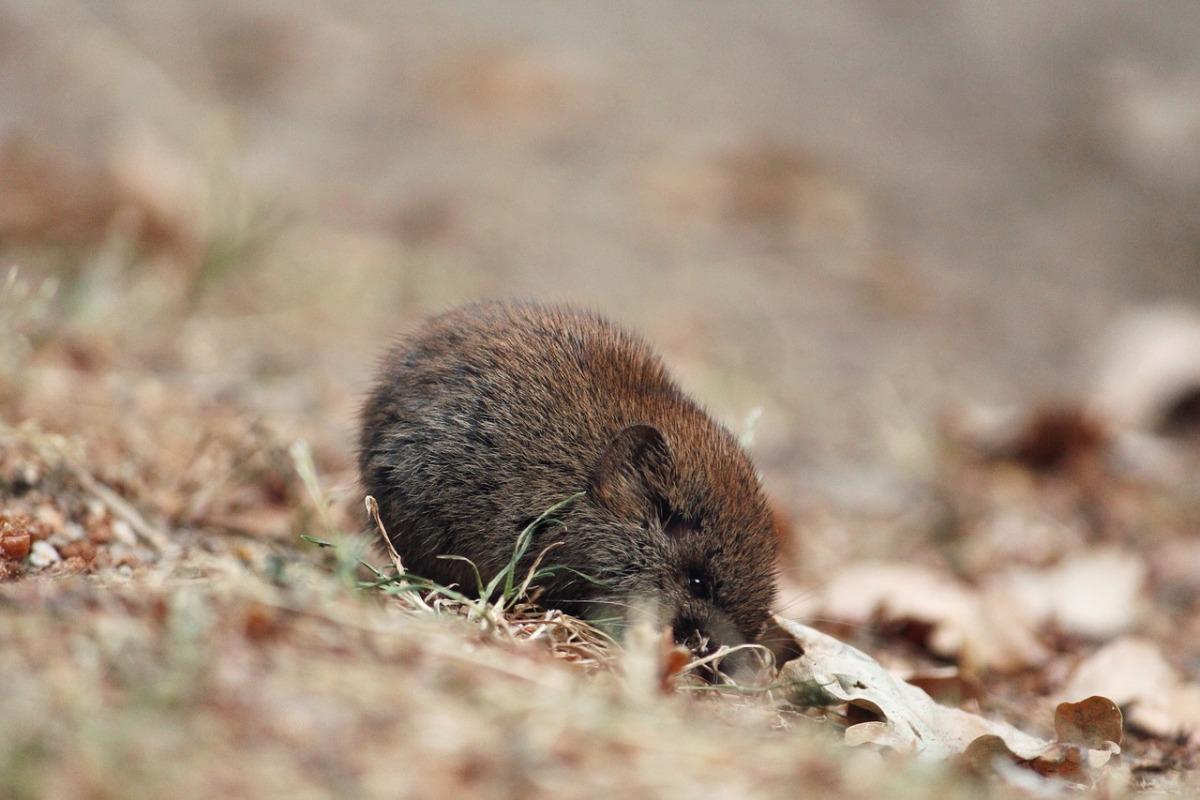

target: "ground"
[2,2,1200,797]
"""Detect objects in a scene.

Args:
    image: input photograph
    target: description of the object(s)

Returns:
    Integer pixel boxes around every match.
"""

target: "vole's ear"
[589,424,676,521]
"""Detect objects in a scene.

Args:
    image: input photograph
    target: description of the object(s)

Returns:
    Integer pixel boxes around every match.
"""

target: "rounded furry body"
[359,302,778,647]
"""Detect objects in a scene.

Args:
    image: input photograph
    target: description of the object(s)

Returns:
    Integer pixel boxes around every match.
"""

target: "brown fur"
[359,301,778,648]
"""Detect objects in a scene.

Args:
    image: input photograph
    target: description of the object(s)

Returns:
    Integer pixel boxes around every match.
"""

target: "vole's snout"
[674,614,740,685]
[671,606,761,683]
[672,613,716,656]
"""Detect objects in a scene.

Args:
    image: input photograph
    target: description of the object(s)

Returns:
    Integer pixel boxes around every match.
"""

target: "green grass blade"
[436,554,487,598]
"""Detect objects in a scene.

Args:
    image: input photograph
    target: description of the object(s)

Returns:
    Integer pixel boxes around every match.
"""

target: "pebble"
[29,540,62,568]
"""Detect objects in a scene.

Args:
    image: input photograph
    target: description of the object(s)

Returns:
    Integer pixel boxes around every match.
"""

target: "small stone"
[29,540,61,568]
[0,533,31,561]
[59,539,97,563]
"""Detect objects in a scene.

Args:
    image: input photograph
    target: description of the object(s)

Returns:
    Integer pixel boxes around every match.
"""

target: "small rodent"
[359,301,778,650]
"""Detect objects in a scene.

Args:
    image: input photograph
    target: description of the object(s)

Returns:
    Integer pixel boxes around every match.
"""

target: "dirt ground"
[2,2,1200,797]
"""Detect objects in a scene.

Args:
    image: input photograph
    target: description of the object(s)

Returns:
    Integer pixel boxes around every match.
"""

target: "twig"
[366,494,404,574]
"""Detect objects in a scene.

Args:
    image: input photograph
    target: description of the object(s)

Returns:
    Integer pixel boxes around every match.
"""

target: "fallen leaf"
[1003,406,1108,473]
[900,666,984,705]
[818,551,1146,673]
[1055,696,1123,749]
[960,734,1024,771]
[990,547,1146,640]
[1059,636,1200,740]
[818,563,1048,671]
[776,618,1123,788]
[1092,305,1200,434]
[777,616,1050,759]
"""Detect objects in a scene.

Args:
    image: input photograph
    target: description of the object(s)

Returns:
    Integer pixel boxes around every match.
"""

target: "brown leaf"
[1055,696,1123,748]
[1059,637,1200,739]
[959,734,1023,772]
[1003,405,1108,473]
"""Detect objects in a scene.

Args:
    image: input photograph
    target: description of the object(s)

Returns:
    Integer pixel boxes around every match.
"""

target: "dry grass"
[0,422,975,800]
[2,405,1193,796]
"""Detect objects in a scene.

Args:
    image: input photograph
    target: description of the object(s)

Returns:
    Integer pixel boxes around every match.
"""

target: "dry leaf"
[901,666,984,705]
[1002,405,1108,473]
[777,618,1123,787]
[989,547,1146,640]
[777,616,1050,759]
[1055,696,1123,749]
[1059,636,1200,739]
[1092,305,1200,434]
[818,551,1146,673]
[818,563,1048,671]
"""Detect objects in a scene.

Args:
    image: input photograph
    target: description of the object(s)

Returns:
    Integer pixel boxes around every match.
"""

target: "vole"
[359,301,778,651]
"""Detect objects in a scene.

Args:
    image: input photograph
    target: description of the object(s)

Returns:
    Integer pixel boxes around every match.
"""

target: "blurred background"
[2,0,1199,540]
[4,5,1200,793]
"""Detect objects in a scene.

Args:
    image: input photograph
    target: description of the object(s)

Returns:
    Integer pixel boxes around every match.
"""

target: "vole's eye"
[686,567,712,600]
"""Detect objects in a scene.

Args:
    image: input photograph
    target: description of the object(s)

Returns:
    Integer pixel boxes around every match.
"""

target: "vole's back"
[362,304,673,571]
[359,301,777,644]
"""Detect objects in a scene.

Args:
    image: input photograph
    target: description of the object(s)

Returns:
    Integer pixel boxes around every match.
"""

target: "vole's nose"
[672,615,716,656]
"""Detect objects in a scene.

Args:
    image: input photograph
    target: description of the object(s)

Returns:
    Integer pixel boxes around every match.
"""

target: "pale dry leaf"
[986,547,1146,640]
[778,619,1125,788]
[900,665,984,705]
[1091,305,1200,432]
[1059,636,1200,739]
[818,563,1048,671]
[963,502,1087,573]
[776,616,1051,760]
[1149,538,1200,596]
[817,551,1146,674]
[960,732,1115,787]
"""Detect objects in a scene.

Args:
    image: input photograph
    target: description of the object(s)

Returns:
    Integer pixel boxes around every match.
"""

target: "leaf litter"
[1060,637,1200,742]
[776,618,1123,788]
